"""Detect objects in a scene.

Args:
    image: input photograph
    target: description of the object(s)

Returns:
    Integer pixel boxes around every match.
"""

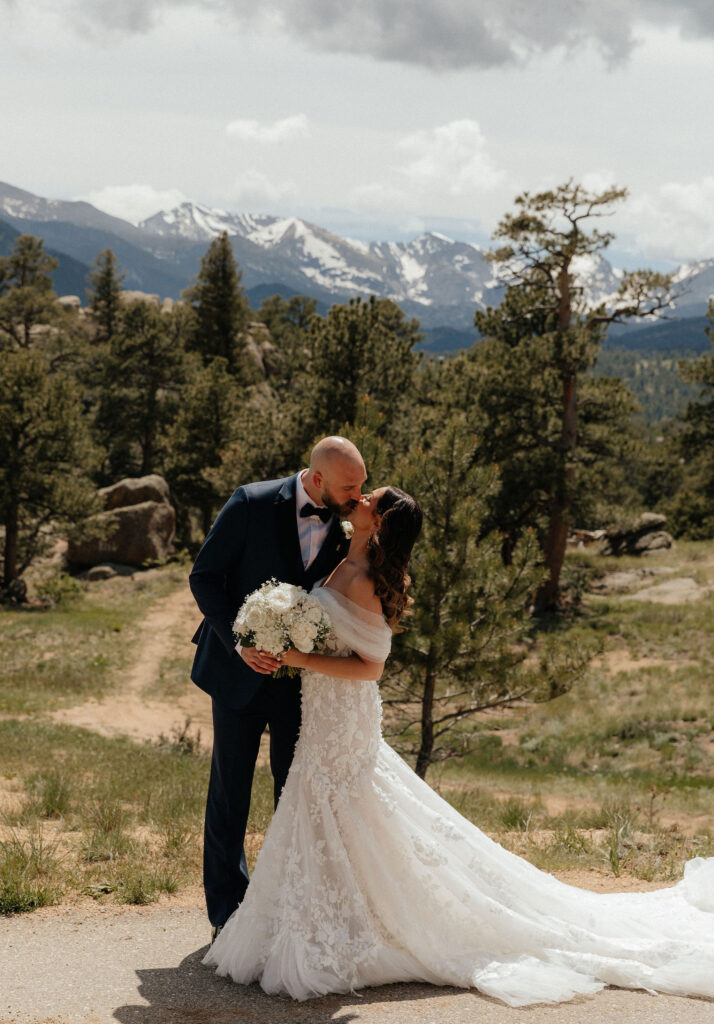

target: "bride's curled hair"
[367,487,422,631]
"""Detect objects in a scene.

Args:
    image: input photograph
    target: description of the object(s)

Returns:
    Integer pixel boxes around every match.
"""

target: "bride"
[203,486,714,1006]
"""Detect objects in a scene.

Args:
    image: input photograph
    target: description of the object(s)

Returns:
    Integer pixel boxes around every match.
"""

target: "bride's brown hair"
[367,487,422,631]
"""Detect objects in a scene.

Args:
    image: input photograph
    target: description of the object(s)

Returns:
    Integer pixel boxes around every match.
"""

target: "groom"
[189,436,366,939]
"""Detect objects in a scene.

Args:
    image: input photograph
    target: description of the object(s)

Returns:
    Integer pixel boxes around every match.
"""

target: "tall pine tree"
[183,232,250,377]
[0,234,97,594]
[0,350,99,593]
[667,301,714,537]
[0,235,59,351]
[86,249,124,345]
[303,296,421,441]
[166,356,242,540]
[474,181,674,610]
[379,417,589,779]
[96,300,184,478]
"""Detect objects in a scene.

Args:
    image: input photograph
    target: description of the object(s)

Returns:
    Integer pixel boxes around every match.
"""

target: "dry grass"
[1,543,713,912]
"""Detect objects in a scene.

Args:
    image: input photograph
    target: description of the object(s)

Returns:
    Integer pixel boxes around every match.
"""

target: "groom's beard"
[321,487,359,519]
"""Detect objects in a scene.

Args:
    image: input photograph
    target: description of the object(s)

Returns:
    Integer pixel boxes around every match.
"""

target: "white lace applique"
[411,835,448,868]
[432,815,466,842]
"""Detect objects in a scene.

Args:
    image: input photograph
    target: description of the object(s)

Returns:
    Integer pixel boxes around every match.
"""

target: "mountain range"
[1,181,712,353]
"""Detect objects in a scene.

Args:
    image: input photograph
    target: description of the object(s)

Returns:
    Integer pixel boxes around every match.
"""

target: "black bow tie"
[300,503,332,524]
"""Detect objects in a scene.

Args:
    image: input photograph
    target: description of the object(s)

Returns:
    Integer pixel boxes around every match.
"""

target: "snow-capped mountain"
[142,201,504,311]
[139,200,633,314]
[1,182,711,345]
[0,182,151,247]
[140,201,240,242]
[671,258,714,315]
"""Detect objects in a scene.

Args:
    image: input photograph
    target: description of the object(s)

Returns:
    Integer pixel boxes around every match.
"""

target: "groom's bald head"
[305,436,366,515]
[310,436,363,473]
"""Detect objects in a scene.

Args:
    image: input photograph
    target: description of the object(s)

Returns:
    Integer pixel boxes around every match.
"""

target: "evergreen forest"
[3,181,714,778]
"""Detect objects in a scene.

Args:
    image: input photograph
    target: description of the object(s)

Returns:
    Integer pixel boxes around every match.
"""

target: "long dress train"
[203,586,714,1006]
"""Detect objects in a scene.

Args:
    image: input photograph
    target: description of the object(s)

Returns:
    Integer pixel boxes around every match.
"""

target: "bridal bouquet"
[233,579,332,678]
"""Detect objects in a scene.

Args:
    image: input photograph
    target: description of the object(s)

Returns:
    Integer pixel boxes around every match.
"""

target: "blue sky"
[2,1,713,268]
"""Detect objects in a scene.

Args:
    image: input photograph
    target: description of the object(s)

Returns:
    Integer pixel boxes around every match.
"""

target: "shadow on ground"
[114,944,473,1024]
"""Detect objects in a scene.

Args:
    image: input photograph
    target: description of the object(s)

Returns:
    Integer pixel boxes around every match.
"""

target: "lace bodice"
[291,586,391,801]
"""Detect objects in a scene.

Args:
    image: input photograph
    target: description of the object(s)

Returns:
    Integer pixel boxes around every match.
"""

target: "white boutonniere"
[341,520,355,540]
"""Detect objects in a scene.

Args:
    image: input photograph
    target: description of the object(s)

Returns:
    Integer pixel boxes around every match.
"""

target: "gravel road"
[1,903,712,1024]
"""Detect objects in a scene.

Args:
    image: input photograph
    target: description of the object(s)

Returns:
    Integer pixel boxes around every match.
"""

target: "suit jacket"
[189,473,351,710]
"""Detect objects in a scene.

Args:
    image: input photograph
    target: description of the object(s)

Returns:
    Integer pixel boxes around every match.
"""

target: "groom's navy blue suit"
[189,473,350,927]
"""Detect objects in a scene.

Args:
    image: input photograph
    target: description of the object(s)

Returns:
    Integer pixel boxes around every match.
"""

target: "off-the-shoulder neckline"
[316,584,388,626]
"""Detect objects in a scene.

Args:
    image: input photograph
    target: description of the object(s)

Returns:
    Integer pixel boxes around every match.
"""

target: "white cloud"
[580,169,620,194]
[225,114,309,143]
[79,184,188,223]
[349,181,413,212]
[350,119,507,220]
[231,169,296,208]
[41,0,714,70]
[398,120,506,195]
[625,177,714,261]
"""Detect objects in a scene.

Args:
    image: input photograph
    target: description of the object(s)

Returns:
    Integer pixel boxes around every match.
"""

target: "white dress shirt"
[235,471,333,655]
[295,469,332,569]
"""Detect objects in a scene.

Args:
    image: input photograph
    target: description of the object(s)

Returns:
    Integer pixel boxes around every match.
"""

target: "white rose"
[290,620,318,653]
[244,603,267,632]
[341,520,355,539]
[268,585,299,613]
[305,603,323,625]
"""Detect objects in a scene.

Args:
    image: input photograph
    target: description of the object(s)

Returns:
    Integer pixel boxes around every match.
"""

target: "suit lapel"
[274,475,305,583]
[305,516,350,588]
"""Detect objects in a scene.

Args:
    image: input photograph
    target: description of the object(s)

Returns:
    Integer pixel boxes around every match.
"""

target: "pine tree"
[667,302,714,537]
[474,181,674,610]
[0,235,98,594]
[0,349,99,591]
[257,293,316,387]
[0,234,61,351]
[382,418,589,779]
[0,233,90,380]
[166,357,242,540]
[303,296,421,441]
[462,315,639,564]
[86,249,124,344]
[96,300,184,478]
[183,232,250,376]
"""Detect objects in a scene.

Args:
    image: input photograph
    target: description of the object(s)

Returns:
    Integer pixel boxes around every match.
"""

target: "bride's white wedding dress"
[204,587,714,1006]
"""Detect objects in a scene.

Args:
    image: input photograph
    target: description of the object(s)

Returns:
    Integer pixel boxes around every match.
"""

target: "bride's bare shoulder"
[342,572,382,617]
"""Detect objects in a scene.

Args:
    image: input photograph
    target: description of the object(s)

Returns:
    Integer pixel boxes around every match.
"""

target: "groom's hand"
[240,647,282,675]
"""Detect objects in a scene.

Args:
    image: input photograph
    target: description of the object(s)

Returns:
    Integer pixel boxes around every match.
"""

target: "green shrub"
[499,798,534,831]
[35,572,85,608]
[0,830,61,915]
[81,799,132,862]
[22,771,74,820]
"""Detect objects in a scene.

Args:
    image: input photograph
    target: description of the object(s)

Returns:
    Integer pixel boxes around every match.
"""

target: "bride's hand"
[280,647,308,669]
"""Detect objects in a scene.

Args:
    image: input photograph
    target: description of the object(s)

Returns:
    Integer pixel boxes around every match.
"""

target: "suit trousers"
[204,677,302,927]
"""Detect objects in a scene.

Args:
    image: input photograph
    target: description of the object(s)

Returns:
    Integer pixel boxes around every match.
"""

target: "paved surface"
[1,905,712,1024]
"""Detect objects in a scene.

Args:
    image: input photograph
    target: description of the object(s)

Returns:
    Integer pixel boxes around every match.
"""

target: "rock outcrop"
[567,528,606,549]
[599,513,673,557]
[100,474,170,511]
[68,475,175,569]
[82,563,137,581]
[120,290,160,307]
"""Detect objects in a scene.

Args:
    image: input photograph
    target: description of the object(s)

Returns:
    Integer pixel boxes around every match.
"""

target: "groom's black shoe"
[210,925,224,945]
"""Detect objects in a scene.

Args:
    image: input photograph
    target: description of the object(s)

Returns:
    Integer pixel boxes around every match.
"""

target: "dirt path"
[50,584,214,746]
[1,900,711,1024]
